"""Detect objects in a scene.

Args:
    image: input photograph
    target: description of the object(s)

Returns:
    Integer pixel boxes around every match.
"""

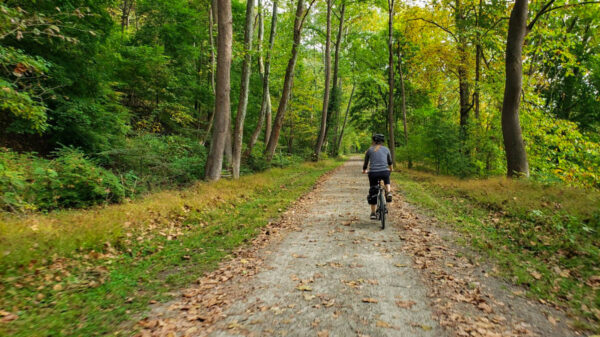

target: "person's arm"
[387,151,393,171]
[363,150,370,173]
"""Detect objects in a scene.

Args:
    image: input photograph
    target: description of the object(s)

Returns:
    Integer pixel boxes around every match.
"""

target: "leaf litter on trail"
[392,201,548,337]
[128,172,339,337]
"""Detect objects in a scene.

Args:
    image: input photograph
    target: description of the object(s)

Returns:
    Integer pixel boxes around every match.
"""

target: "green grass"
[0,159,343,336]
[394,170,600,333]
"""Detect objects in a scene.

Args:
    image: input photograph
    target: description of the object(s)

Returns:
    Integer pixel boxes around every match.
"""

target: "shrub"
[0,147,124,212]
[98,134,207,193]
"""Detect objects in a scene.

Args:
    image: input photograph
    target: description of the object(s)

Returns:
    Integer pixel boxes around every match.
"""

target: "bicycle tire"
[379,190,386,229]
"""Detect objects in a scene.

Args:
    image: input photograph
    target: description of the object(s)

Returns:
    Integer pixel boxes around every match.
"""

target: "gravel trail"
[137,158,576,337]
[206,158,444,337]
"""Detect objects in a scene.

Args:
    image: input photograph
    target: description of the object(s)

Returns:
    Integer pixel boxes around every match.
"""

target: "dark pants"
[367,170,390,205]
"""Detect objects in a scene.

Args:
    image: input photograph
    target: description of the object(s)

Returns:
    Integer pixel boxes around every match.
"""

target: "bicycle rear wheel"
[379,190,386,229]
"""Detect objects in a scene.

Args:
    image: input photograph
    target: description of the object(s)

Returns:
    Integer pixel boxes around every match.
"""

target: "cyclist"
[362,134,393,220]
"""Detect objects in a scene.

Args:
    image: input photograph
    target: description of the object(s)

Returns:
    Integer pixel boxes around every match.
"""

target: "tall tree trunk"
[247,0,278,155]
[265,0,314,161]
[336,81,355,154]
[474,0,482,119]
[501,0,529,177]
[313,0,332,160]
[330,1,346,157]
[397,45,411,168]
[205,0,233,181]
[455,0,471,136]
[387,0,396,163]
[232,0,255,179]
[202,2,217,146]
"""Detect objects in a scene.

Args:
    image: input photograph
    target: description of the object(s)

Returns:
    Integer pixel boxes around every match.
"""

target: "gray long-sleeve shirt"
[363,145,392,172]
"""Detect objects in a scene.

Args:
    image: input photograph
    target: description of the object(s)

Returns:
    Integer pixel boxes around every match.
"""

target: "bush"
[0,147,124,212]
[98,134,207,193]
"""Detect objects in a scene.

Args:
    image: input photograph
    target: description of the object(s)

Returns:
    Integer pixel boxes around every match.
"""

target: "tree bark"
[330,1,346,157]
[232,0,255,178]
[313,0,333,160]
[265,0,314,161]
[397,45,411,168]
[501,0,529,177]
[336,81,355,154]
[205,0,233,181]
[247,0,278,155]
[474,0,482,120]
[387,0,396,163]
[456,0,471,135]
[202,1,217,146]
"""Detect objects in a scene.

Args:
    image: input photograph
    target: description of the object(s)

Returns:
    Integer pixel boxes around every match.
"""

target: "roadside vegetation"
[0,159,342,336]
[395,170,600,332]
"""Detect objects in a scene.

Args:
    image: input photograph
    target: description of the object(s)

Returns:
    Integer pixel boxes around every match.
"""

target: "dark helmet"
[372,133,385,143]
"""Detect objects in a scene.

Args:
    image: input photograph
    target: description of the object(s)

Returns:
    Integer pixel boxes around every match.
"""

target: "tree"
[265,0,316,161]
[397,43,411,168]
[387,0,396,163]
[205,0,233,181]
[329,1,346,157]
[202,0,217,146]
[232,0,255,178]
[313,0,333,160]
[247,0,278,155]
[501,0,529,177]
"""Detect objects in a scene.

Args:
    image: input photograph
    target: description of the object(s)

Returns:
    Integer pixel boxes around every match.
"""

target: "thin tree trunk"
[397,46,411,168]
[336,81,355,154]
[387,0,396,163]
[313,0,332,160]
[265,0,315,161]
[501,0,529,177]
[247,0,278,155]
[456,0,471,137]
[474,0,482,119]
[205,0,233,181]
[202,2,217,146]
[232,0,255,179]
[330,1,346,157]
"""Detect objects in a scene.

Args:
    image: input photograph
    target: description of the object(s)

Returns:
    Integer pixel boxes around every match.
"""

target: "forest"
[2,0,599,211]
[1,0,600,335]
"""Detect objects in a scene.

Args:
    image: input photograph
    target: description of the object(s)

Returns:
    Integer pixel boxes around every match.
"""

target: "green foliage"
[98,134,207,194]
[0,147,124,212]
[0,46,50,133]
[524,108,600,189]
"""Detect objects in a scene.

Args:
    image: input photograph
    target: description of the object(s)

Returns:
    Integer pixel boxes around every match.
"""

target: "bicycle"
[375,179,387,229]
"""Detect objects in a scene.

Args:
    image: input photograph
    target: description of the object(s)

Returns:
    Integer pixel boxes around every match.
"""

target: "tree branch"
[408,18,458,42]
[527,0,556,32]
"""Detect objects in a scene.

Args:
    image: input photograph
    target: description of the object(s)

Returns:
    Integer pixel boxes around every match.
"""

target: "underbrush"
[395,170,600,332]
[0,147,124,212]
[0,159,343,336]
[97,134,207,195]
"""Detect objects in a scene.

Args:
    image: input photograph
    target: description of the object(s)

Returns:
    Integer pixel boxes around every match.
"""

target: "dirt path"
[136,158,578,337]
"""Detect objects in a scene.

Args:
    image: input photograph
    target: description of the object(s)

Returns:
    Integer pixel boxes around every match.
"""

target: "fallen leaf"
[296,285,313,291]
[303,294,316,300]
[530,271,542,280]
[396,300,416,309]
[0,310,18,323]
[317,330,329,337]
[52,283,63,291]
[376,320,391,328]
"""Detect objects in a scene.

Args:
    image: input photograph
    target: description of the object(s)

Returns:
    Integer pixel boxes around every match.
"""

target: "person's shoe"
[370,212,378,220]
[386,193,392,203]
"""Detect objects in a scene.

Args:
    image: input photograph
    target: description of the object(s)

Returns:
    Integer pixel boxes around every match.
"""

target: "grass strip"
[394,170,600,333]
[0,159,343,336]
